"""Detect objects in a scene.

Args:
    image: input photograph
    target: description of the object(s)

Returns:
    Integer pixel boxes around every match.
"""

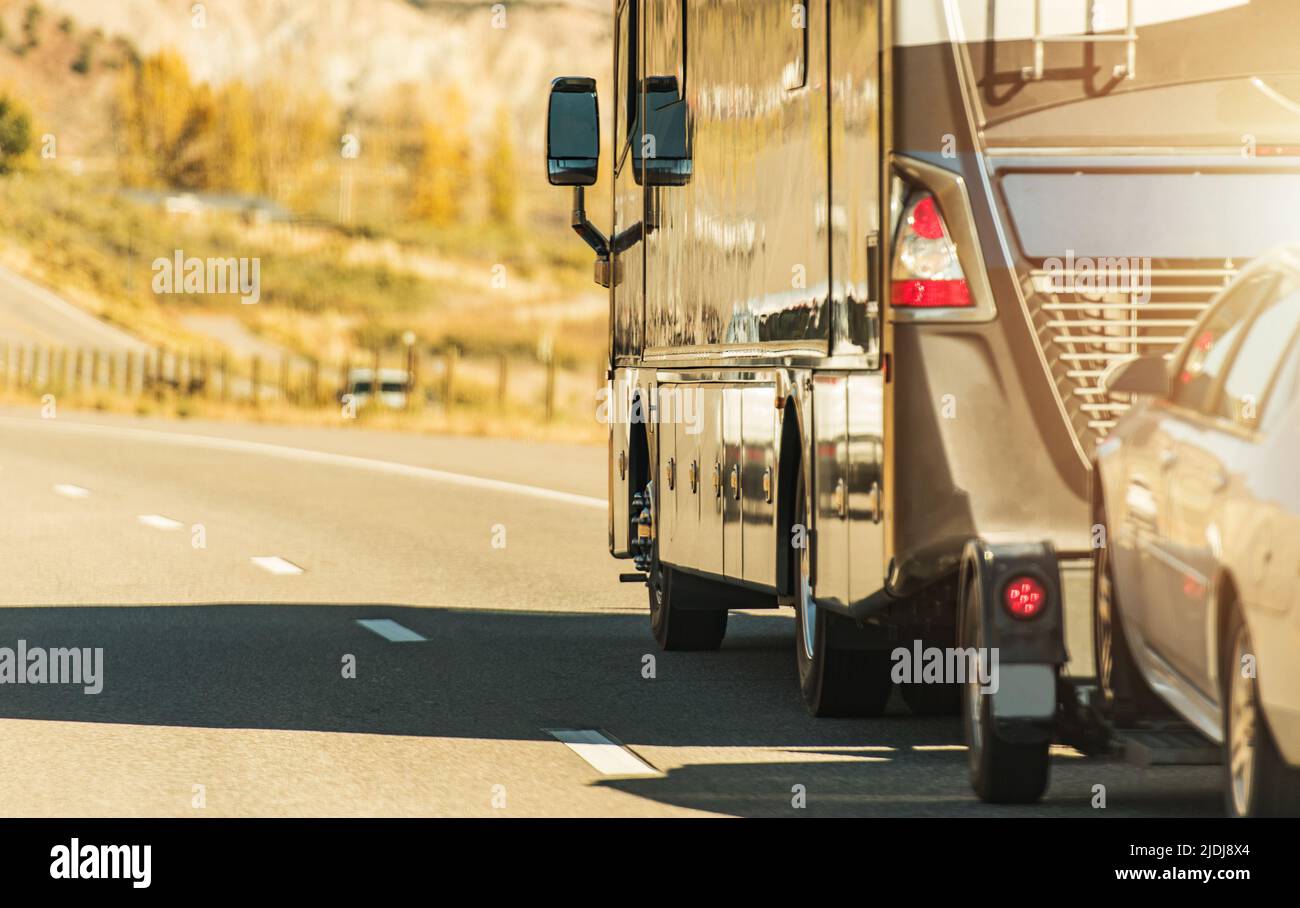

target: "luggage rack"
[1021,0,1138,82]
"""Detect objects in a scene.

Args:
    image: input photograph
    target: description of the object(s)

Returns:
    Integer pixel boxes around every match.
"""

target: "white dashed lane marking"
[355,619,426,642]
[137,514,184,530]
[53,484,91,498]
[251,556,304,576]
[545,729,662,778]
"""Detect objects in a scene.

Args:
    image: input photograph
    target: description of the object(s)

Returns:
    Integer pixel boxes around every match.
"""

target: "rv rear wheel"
[792,470,891,717]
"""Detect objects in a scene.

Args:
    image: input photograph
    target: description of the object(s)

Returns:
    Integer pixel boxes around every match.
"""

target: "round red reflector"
[909,196,945,240]
[1003,576,1046,619]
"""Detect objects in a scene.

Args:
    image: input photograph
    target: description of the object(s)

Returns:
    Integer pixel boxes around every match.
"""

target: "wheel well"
[1214,569,1241,688]
[1090,458,1106,525]
[629,392,650,499]
[775,398,802,597]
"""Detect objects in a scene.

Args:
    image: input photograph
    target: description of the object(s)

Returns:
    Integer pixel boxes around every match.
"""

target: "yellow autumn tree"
[250,79,334,205]
[114,49,214,189]
[409,87,472,227]
[372,83,425,173]
[210,79,258,194]
[485,104,518,227]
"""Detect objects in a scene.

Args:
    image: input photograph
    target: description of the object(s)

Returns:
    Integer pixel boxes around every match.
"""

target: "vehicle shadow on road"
[0,602,1223,816]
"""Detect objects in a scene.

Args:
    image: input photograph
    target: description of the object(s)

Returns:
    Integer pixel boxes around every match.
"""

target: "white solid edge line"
[53,484,90,498]
[138,514,184,530]
[545,729,662,777]
[0,417,605,511]
[251,556,304,576]
[356,618,427,642]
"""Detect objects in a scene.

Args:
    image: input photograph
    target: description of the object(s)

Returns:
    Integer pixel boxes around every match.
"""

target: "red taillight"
[909,196,945,239]
[890,191,972,309]
[1003,576,1047,620]
[891,279,972,308]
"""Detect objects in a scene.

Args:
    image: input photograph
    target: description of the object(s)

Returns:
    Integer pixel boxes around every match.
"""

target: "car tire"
[1222,602,1300,818]
[1093,506,1166,725]
[791,469,892,718]
[961,575,1051,804]
[649,558,728,651]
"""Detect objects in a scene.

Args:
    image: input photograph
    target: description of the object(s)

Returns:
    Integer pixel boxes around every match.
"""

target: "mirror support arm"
[611,222,644,256]
[571,186,656,259]
[571,187,609,258]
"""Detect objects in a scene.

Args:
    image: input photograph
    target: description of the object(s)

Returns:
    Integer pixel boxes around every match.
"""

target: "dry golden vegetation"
[0,0,615,440]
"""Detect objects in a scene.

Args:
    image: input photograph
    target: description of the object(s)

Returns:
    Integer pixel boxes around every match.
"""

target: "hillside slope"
[33,0,611,139]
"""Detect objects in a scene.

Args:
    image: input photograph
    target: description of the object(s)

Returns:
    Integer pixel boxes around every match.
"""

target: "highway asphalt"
[0,266,147,353]
[0,406,1224,816]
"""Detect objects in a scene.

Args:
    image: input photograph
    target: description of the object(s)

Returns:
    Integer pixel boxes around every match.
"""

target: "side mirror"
[546,77,600,187]
[633,75,692,187]
[1103,355,1171,397]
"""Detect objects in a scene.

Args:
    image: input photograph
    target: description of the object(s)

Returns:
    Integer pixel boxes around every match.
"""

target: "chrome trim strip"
[1139,538,1209,587]
[1143,645,1222,742]
[643,342,827,361]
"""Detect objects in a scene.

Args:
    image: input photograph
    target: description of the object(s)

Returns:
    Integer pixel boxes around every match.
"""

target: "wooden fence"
[0,342,605,422]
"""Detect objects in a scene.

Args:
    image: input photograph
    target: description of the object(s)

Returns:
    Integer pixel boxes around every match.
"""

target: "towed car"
[1094,246,1300,817]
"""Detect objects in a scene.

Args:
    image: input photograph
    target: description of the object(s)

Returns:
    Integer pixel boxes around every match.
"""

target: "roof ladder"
[1021,0,1138,82]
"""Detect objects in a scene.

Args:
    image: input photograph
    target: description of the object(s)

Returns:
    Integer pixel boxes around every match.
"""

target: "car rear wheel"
[961,575,1051,804]
[791,470,892,717]
[1222,603,1300,817]
[1093,524,1165,724]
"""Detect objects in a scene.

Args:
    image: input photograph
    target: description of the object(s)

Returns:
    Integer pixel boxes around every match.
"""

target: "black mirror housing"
[547,77,600,187]
[633,75,692,187]
[1103,354,1172,397]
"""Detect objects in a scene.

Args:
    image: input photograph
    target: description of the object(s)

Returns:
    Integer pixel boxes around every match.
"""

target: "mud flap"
[961,539,1068,739]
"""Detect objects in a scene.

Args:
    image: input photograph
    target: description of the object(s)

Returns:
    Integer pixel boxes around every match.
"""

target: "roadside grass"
[0,168,609,440]
[0,168,605,365]
[0,380,605,444]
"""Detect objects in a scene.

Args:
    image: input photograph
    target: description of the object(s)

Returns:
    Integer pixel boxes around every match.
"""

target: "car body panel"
[1096,248,1300,763]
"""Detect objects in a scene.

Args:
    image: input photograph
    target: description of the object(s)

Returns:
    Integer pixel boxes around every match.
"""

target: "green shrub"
[0,92,32,173]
